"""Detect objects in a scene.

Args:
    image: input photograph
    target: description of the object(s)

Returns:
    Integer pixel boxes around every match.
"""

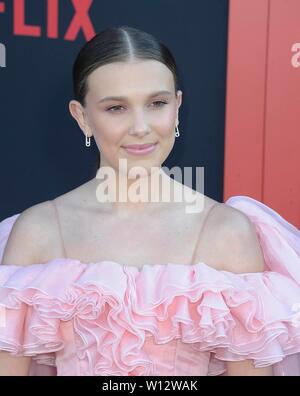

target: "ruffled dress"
[0,195,300,376]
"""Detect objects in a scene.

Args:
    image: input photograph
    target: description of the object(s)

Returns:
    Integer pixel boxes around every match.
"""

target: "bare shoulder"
[1,176,97,267]
[1,200,57,266]
[193,200,265,273]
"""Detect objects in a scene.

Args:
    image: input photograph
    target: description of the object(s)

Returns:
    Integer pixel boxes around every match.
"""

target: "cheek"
[90,114,125,143]
[154,108,177,136]
[98,129,124,148]
[89,112,113,130]
[89,105,176,140]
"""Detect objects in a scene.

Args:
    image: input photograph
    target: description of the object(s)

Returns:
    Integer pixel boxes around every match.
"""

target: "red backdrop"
[224,0,300,228]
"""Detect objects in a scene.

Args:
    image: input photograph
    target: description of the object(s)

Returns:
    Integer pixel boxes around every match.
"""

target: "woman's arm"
[0,204,51,375]
[226,360,273,376]
[0,352,31,376]
[207,205,274,376]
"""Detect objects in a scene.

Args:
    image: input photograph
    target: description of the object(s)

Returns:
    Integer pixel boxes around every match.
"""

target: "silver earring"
[85,133,91,147]
[175,125,180,137]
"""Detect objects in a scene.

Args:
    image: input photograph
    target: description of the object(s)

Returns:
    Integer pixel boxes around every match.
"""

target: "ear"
[176,90,182,125]
[69,100,93,138]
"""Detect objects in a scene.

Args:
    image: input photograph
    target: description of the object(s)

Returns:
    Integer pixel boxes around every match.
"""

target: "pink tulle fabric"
[0,195,300,376]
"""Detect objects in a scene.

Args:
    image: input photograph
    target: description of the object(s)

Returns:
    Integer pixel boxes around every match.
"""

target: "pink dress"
[0,195,300,376]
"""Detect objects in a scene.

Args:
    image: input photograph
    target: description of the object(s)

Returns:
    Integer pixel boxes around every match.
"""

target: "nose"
[129,110,151,136]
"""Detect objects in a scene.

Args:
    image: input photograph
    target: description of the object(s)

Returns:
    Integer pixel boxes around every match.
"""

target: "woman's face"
[69,60,182,177]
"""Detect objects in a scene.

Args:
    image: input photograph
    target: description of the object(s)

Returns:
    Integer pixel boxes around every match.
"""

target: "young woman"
[0,26,300,376]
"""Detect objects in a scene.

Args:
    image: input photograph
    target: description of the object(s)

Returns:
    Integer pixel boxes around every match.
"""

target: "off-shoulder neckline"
[5,256,266,276]
[48,257,209,273]
[0,195,270,275]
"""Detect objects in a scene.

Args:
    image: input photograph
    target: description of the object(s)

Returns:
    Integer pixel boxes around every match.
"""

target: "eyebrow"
[97,90,173,104]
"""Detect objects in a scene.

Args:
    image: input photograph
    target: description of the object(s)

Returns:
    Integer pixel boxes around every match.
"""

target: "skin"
[69,59,183,216]
[0,59,273,376]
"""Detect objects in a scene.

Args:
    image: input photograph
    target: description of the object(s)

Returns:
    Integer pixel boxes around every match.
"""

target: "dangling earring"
[175,125,180,138]
[85,133,91,147]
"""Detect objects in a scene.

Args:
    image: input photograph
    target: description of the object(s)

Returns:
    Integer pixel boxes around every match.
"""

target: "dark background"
[0,0,229,220]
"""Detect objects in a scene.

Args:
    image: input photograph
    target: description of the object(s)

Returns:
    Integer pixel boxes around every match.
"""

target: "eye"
[106,105,124,112]
[151,100,168,108]
[106,101,168,112]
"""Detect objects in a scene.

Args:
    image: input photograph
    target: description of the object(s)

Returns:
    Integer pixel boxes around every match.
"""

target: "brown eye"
[107,105,124,112]
[152,101,167,107]
[106,101,167,112]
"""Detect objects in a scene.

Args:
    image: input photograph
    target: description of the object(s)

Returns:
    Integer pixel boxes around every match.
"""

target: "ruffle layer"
[0,195,299,376]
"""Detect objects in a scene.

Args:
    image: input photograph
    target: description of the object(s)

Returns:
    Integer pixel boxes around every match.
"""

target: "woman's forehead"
[87,60,174,94]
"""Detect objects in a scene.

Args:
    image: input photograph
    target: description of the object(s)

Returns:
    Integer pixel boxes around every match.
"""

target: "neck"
[90,165,180,215]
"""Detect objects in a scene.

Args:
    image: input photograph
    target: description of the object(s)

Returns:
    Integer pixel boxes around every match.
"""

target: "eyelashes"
[106,101,168,113]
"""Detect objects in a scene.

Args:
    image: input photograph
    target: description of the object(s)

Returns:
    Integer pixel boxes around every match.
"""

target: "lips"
[122,143,157,149]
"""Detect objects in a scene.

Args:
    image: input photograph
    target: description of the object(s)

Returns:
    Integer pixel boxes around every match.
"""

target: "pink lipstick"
[122,143,158,155]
